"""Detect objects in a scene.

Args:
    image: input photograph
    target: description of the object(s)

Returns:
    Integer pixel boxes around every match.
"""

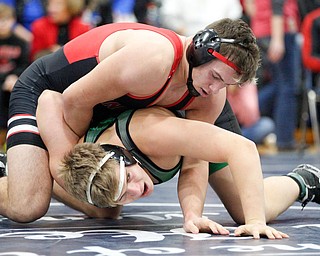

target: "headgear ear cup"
[186,28,242,97]
[187,29,221,67]
[186,29,221,97]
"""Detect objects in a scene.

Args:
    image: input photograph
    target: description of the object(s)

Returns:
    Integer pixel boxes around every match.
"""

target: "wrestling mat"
[0,150,319,256]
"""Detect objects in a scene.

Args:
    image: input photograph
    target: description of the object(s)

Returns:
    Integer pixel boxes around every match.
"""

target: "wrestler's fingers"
[184,221,200,234]
[208,222,229,235]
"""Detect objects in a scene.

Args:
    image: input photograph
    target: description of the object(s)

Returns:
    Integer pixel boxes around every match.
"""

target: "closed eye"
[211,71,220,81]
[118,172,130,203]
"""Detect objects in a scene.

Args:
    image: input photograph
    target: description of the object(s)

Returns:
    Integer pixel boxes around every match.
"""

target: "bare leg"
[0,145,52,222]
[209,166,300,224]
[53,181,122,219]
[263,176,299,222]
[209,166,245,224]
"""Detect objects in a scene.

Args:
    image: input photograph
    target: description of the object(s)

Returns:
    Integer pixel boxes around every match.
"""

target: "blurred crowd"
[0,0,320,153]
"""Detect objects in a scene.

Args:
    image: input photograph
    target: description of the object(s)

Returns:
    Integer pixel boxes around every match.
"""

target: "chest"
[154,82,189,105]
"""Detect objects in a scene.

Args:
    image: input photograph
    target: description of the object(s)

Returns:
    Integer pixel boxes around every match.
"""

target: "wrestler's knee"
[5,146,51,222]
[8,196,50,223]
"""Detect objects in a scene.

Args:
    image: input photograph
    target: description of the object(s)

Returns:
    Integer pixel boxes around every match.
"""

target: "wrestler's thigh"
[7,145,52,221]
[209,165,245,224]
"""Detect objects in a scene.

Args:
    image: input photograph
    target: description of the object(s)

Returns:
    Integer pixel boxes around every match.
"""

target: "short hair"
[0,3,15,19]
[205,18,260,84]
[59,143,120,208]
[65,0,85,17]
[47,0,85,17]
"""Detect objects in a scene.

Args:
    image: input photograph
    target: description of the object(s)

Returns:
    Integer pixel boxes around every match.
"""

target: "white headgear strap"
[86,152,115,205]
[113,156,126,201]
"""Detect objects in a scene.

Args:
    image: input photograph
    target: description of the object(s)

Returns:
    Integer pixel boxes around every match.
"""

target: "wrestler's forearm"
[63,107,92,138]
[61,94,93,137]
[178,165,208,221]
[227,142,266,225]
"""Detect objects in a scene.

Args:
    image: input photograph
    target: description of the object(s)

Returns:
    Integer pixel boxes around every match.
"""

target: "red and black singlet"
[62,23,195,118]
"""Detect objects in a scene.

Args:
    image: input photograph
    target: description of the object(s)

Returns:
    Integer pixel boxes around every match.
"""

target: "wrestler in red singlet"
[7,23,195,149]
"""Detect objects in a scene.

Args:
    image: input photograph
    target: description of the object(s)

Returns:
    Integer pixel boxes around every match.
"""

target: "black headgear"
[187,29,241,67]
[186,29,242,97]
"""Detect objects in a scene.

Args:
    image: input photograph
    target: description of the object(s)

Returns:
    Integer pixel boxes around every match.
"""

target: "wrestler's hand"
[183,216,230,235]
[234,223,289,239]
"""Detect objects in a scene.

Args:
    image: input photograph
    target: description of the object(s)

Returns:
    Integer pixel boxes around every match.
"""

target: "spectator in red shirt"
[30,0,91,61]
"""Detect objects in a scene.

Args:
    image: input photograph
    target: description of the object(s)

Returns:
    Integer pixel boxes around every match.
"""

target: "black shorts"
[7,47,97,150]
[7,57,50,150]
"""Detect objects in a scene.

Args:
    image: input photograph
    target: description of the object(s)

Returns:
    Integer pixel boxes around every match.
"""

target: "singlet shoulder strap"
[84,117,117,143]
[115,109,182,184]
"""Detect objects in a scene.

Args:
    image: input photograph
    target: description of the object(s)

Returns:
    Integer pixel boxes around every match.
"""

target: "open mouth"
[142,183,148,196]
[201,87,209,96]
[142,182,152,197]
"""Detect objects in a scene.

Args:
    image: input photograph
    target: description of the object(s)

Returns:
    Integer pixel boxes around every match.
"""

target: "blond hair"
[0,3,15,19]
[206,18,260,84]
[59,143,120,207]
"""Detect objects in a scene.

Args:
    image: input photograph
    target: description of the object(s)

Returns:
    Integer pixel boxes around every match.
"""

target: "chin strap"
[186,63,200,97]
